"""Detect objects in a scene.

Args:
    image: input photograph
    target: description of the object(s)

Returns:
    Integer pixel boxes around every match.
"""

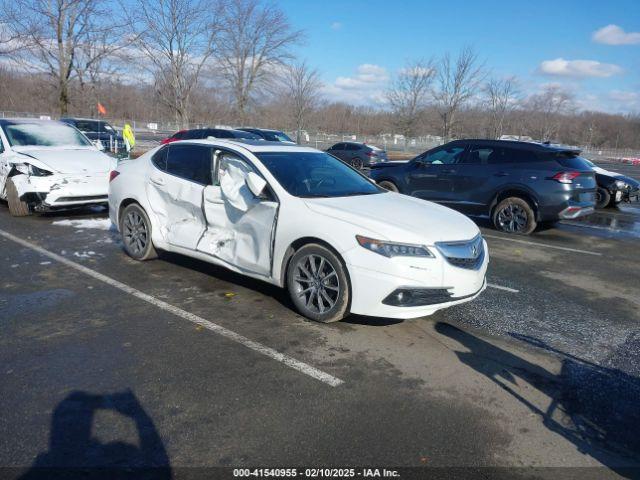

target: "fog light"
[383,288,453,307]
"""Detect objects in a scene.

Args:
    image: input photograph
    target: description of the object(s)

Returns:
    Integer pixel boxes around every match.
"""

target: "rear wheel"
[287,244,350,323]
[120,204,157,261]
[351,157,364,170]
[493,197,537,235]
[6,178,30,217]
[378,180,399,192]
[595,187,611,209]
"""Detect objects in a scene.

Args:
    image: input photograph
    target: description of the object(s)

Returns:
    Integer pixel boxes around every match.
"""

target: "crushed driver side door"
[197,151,279,278]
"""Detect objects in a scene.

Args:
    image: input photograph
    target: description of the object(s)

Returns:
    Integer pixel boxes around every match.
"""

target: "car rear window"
[556,155,593,170]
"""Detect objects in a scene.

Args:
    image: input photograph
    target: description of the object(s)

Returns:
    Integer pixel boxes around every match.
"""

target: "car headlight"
[14,163,53,176]
[356,235,434,258]
[614,180,628,189]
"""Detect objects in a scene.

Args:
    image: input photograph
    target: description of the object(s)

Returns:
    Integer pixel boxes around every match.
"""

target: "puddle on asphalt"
[562,205,640,238]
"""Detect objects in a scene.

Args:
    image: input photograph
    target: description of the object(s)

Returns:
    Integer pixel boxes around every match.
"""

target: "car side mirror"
[246,171,267,198]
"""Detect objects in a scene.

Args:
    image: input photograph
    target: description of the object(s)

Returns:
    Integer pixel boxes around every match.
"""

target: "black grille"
[56,195,108,202]
[436,236,485,271]
[446,248,485,270]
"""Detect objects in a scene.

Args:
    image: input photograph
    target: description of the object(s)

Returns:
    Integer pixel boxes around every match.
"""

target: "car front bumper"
[344,239,489,319]
[12,173,109,209]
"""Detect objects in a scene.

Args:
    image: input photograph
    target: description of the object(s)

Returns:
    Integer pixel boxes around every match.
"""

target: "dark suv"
[369,139,596,234]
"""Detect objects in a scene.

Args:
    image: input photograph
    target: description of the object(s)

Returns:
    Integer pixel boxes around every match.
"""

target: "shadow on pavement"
[435,322,640,478]
[19,390,171,480]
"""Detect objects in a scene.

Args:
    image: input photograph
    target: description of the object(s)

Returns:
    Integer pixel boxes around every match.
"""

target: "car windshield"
[234,131,261,139]
[256,151,384,198]
[4,121,92,147]
[267,131,293,142]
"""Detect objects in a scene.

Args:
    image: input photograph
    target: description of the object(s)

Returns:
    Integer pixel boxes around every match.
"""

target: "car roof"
[173,138,318,153]
[59,117,108,122]
[239,127,285,134]
[448,138,581,154]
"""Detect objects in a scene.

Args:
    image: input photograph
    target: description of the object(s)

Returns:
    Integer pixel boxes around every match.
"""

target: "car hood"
[12,147,112,174]
[304,192,480,245]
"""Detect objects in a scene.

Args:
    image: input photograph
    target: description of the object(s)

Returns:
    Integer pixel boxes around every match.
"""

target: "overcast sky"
[279,0,640,113]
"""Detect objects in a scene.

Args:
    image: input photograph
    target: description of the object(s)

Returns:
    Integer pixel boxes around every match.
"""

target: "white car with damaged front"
[0,119,112,216]
[109,139,488,323]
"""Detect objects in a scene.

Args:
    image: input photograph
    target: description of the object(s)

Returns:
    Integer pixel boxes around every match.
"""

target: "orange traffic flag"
[97,102,107,115]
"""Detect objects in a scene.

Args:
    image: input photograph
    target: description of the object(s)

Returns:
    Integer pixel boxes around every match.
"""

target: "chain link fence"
[2,110,639,162]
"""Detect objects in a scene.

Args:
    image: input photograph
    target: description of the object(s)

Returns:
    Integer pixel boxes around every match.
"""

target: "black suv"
[369,139,596,234]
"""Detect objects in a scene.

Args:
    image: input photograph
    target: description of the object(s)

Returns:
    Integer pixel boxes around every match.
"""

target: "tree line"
[1,0,638,149]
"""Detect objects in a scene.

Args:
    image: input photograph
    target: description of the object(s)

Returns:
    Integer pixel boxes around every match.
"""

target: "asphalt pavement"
[1,163,640,479]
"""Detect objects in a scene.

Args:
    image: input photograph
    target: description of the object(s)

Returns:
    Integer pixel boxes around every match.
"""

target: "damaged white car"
[0,119,112,216]
[109,139,488,323]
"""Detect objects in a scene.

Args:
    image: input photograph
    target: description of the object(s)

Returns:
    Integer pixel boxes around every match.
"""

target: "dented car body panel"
[109,140,488,320]
[0,119,112,212]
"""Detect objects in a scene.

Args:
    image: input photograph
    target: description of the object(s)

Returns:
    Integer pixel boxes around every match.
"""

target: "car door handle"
[442,169,456,174]
[494,172,509,177]
[150,176,165,186]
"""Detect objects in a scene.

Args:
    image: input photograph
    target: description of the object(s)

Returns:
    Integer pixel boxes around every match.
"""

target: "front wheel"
[493,197,537,235]
[287,244,350,323]
[120,204,158,261]
[595,187,611,209]
[6,178,31,217]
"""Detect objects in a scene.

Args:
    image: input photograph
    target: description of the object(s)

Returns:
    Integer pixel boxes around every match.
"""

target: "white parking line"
[487,283,519,293]
[483,234,602,256]
[0,229,344,388]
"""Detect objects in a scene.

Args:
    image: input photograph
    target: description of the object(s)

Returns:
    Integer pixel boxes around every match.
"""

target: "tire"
[351,157,364,170]
[595,187,611,209]
[492,197,537,235]
[377,180,399,192]
[6,178,30,217]
[119,203,158,261]
[287,244,350,323]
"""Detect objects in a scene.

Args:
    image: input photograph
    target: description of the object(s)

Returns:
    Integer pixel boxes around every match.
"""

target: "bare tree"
[483,76,520,139]
[216,0,303,123]
[279,61,322,143]
[433,46,485,140]
[386,59,436,143]
[130,0,221,128]
[525,85,575,141]
[3,0,128,115]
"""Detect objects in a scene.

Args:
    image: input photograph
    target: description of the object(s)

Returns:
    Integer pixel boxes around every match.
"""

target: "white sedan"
[0,119,112,216]
[109,139,488,323]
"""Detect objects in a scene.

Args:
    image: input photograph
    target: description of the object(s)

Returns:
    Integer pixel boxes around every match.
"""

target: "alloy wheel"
[123,210,148,255]
[497,203,528,233]
[292,254,340,314]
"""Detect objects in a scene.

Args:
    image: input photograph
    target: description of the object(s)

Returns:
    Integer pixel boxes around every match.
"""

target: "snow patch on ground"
[52,218,113,231]
[73,251,96,258]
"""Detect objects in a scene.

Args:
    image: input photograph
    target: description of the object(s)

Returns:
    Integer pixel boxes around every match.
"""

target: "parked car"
[583,159,640,208]
[370,139,597,235]
[0,119,112,216]
[326,142,388,169]
[60,117,123,149]
[109,139,488,323]
[160,128,260,144]
[237,127,294,143]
